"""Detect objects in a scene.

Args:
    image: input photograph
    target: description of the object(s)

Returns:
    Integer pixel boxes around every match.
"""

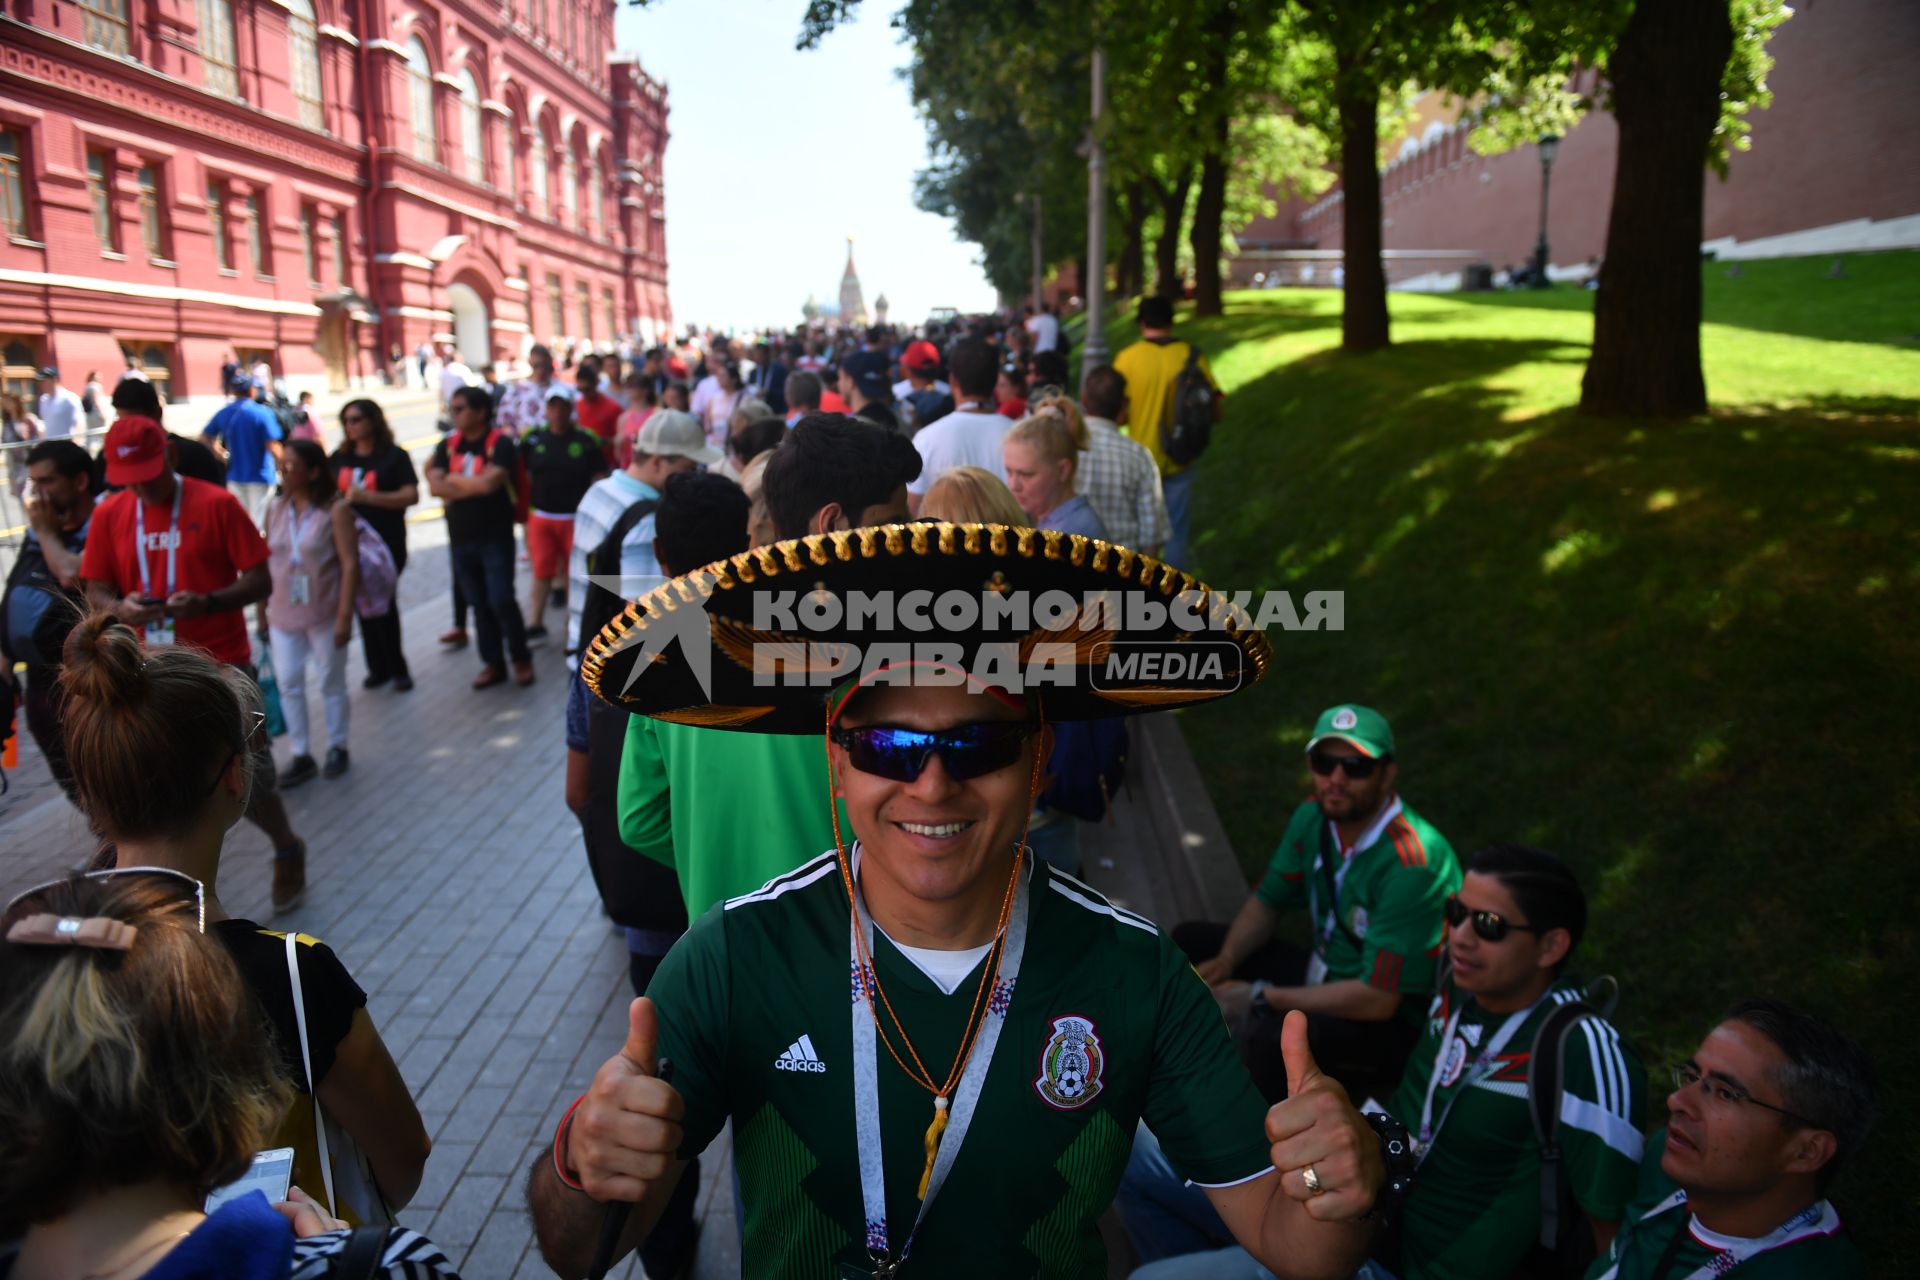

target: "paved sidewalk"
[0,514,1245,1279]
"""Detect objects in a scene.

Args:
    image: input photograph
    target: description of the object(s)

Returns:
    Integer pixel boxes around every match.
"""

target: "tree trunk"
[1190,132,1229,316]
[1580,0,1735,417]
[1154,166,1194,300]
[1337,76,1390,351]
[1117,182,1149,300]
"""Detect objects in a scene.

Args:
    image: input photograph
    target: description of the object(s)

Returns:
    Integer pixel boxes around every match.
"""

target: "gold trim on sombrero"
[654,705,777,727]
[578,522,1277,717]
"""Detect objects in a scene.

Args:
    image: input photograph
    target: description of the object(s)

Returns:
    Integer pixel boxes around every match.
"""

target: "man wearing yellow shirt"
[1111,295,1223,569]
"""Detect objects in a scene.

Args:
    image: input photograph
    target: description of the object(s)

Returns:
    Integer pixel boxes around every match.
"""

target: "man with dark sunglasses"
[531,526,1395,1280]
[1592,999,1871,1279]
[1179,704,1459,1105]
[1366,844,1644,1280]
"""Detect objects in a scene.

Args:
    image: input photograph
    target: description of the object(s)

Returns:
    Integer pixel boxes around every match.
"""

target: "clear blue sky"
[614,0,1000,333]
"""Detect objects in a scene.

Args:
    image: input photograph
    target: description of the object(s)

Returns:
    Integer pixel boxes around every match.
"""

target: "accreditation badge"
[145,620,176,647]
[1439,1034,1470,1088]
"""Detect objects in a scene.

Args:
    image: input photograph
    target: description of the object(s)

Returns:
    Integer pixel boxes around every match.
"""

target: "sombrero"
[579,521,1272,733]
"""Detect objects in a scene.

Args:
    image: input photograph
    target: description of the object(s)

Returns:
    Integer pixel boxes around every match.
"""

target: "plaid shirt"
[496,377,574,436]
[1078,417,1170,552]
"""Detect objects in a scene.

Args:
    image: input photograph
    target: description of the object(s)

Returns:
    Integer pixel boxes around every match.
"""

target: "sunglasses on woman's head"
[1443,895,1541,943]
[4,866,206,934]
[829,721,1039,783]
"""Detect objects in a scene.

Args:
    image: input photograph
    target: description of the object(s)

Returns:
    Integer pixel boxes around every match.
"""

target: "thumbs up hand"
[566,997,687,1203]
[1263,1011,1385,1222]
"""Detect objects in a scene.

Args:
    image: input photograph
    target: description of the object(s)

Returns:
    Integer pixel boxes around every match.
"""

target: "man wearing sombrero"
[529,524,1412,1278]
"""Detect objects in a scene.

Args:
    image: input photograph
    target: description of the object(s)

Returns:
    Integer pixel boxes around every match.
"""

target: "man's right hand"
[23,489,54,535]
[116,593,162,626]
[567,997,685,1203]
[1194,954,1233,986]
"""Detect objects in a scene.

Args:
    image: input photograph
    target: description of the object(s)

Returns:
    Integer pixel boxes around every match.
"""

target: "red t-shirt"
[80,477,270,665]
[576,390,622,439]
[820,390,851,414]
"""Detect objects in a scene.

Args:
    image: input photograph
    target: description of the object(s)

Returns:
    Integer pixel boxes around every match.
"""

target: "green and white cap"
[1306,704,1394,759]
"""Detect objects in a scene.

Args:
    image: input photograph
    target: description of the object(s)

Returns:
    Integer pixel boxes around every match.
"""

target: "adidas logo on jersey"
[774,1034,827,1073]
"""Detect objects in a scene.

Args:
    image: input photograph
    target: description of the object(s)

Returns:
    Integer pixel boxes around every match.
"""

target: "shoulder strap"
[589,496,660,577]
[284,931,338,1217]
[1527,995,1610,1250]
[328,1224,389,1280]
[1315,823,1365,949]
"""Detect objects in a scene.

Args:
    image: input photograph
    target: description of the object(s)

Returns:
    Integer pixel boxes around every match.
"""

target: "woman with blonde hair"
[919,464,1029,527]
[0,869,460,1276]
[1003,398,1106,538]
[55,613,431,1229]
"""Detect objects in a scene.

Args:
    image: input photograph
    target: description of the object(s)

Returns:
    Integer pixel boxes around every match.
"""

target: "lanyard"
[285,501,320,568]
[1415,988,1551,1157]
[1590,1192,1837,1280]
[848,844,1030,1274]
[133,476,182,599]
[1306,797,1402,949]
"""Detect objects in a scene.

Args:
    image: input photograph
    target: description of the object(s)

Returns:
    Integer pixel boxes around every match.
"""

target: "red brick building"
[1232,0,1920,290]
[0,0,669,406]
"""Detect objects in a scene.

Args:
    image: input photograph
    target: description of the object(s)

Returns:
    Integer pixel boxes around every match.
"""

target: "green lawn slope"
[1096,252,1920,1266]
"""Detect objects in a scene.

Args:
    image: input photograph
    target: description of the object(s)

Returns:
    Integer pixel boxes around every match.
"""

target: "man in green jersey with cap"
[1186,703,1459,1104]
[528,526,1401,1278]
[1589,999,1872,1279]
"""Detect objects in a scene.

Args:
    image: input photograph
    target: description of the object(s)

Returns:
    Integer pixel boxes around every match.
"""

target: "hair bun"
[61,613,148,710]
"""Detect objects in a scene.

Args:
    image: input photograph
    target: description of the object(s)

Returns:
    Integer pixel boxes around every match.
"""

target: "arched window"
[529,130,548,217]
[560,146,577,228]
[583,157,600,233]
[197,0,241,99]
[459,70,485,185]
[405,38,436,164]
[287,0,324,130]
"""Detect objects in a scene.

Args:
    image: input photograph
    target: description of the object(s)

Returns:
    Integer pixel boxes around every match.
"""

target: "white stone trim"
[366,38,408,55]
[393,305,454,321]
[1703,213,1920,261]
[374,251,435,268]
[481,98,511,116]
[318,24,358,44]
[491,318,530,331]
[380,181,519,231]
[0,268,322,316]
[503,277,530,291]
[433,72,464,89]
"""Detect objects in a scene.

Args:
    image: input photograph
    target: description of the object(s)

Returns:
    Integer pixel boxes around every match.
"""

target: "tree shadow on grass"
[1171,340,1920,1259]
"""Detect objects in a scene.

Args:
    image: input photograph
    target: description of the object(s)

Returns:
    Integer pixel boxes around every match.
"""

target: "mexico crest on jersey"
[1034,1015,1105,1110]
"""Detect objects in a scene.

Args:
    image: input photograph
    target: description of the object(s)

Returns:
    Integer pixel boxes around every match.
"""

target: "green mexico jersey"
[1255,797,1459,996]
[1586,1129,1864,1279]
[1386,976,1647,1280]
[649,848,1274,1278]
[618,715,846,918]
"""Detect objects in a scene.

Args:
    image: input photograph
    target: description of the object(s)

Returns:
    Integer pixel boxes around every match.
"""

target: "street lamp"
[1531,134,1560,289]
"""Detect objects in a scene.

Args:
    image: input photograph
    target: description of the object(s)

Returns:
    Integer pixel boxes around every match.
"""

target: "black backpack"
[1160,343,1217,466]
[1512,975,1621,1280]
[572,495,660,660]
[1,533,85,669]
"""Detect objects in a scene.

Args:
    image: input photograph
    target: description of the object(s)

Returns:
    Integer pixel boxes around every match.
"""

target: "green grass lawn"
[1100,253,1919,1267]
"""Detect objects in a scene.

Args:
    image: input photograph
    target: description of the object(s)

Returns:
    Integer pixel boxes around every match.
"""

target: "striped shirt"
[567,470,665,668]
[1077,417,1170,552]
[290,1225,462,1278]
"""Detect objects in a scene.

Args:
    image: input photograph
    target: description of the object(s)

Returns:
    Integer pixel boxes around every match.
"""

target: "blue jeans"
[1132,1254,1396,1280]
[449,534,529,669]
[1114,1125,1237,1264]
[1160,468,1194,570]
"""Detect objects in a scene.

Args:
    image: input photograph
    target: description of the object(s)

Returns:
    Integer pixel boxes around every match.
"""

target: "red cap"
[103,415,169,485]
[903,340,941,372]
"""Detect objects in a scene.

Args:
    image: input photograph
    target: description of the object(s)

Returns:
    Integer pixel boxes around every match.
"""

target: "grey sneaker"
[322,747,350,780]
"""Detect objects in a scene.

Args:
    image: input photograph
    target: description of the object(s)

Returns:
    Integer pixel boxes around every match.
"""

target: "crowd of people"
[0,294,1878,1279]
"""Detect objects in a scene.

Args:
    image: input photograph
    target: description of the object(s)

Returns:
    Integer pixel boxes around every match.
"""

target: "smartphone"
[205,1146,296,1213]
